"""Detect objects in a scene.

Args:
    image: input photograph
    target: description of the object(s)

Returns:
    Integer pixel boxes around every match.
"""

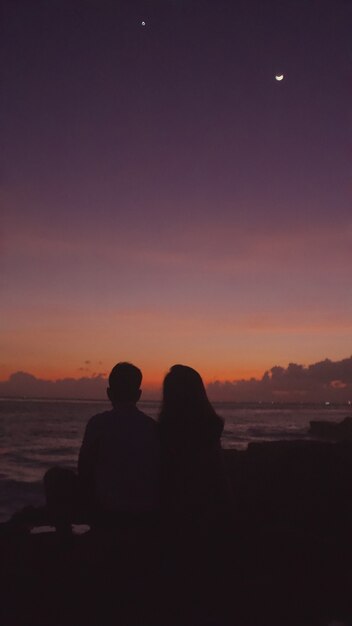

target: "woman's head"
[159,364,223,442]
[161,365,208,412]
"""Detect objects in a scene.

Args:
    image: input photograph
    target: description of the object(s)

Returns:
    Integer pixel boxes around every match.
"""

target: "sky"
[1,0,352,398]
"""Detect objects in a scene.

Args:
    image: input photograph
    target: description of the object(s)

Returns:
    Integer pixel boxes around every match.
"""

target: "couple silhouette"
[45,362,231,537]
[44,362,232,625]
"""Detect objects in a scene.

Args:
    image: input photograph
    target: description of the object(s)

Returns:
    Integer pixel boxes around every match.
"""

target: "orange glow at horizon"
[0,362,269,388]
[3,213,351,395]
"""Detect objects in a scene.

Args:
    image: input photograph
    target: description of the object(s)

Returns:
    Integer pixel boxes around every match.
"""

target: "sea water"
[0,398,351,523]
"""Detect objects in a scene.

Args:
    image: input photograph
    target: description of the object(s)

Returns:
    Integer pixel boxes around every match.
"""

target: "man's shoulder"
[135,407,159,426]
[86,409,115,430]
[85,407,158,433]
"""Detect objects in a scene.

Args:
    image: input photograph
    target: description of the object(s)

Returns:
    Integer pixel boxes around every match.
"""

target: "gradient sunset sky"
[2,0,351,393]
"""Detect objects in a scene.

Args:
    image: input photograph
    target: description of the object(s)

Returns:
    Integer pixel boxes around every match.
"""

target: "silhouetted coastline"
[2,438,352,625]
[309,415,352,441]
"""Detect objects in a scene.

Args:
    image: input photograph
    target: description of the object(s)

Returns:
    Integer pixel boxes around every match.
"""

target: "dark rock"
[2,441,352,625]
[309,415,352,441]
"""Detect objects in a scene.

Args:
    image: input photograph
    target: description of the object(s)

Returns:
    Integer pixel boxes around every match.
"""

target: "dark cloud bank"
[0,372,108,400]
[208,357,352,403]
[1,357,352,403]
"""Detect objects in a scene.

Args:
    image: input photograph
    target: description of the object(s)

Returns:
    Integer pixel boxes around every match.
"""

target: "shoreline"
[2,439,352,625]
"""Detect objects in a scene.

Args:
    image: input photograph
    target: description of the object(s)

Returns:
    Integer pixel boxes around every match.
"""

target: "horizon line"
[0,395,351,407]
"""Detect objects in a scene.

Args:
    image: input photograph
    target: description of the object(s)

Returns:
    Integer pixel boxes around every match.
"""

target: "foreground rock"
[1,440,352,625]
[309,415,352,441]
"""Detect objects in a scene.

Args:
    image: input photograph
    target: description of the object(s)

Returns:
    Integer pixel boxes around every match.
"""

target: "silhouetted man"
[78,362,160,526]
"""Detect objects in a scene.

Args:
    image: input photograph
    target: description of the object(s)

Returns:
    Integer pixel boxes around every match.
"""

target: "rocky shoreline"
[1,440,352,625]
[308,416,352,441]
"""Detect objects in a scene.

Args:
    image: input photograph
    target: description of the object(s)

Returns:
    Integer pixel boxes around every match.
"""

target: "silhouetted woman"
[158,365,232,623]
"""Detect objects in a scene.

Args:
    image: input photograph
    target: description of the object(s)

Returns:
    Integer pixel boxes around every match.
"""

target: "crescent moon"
[275,74,284,81]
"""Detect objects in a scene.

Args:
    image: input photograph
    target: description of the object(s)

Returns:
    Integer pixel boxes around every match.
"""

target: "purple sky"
[1,0,352,395]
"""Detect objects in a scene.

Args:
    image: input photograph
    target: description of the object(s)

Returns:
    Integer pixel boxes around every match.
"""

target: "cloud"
[207,357,352,402]
[1,356,352,402]
[0,371,107,400]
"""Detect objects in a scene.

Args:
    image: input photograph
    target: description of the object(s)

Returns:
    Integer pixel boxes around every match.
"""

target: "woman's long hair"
[159,364,223,446]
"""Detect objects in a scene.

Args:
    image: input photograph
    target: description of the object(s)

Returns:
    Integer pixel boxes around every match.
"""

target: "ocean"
[1,398,351,523]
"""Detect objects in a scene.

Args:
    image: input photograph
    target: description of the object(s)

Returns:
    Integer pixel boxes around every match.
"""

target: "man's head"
[107,362,142,405]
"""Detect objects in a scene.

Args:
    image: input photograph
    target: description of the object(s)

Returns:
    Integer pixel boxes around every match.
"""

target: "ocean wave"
[0,477,43,491]
[246,426,308,438]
